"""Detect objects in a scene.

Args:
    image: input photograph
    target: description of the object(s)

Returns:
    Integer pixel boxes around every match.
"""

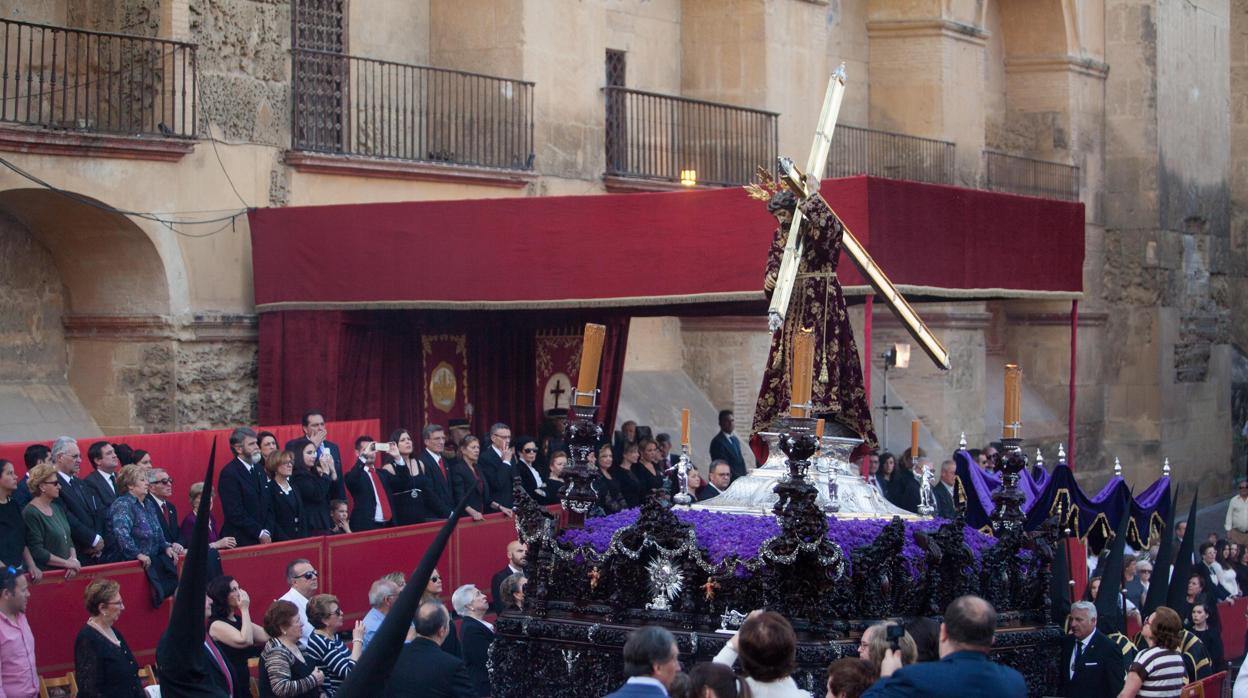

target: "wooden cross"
[768,66,950,370]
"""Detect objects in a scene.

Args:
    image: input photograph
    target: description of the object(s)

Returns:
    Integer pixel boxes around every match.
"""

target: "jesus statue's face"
[772,208,792,227]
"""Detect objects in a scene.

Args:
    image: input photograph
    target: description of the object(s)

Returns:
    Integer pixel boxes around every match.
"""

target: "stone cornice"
[0,125,195,162]
[285,151,537,188]
[1005,54,1110,79]
[63,314,258,342]
[866,18,989,46]
[871,309,993,331]
[1005,310,1108,327]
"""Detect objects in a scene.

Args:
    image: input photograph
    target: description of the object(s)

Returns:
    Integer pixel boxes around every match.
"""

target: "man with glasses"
[416,424,455,521]
[1225,480,1248,547]
[480,423,516,512]
[146,469,184,549]
[279,558,319,646]
[50,436,105,564]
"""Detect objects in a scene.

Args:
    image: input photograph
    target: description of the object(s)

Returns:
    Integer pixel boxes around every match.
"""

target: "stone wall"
[0,211,65,382]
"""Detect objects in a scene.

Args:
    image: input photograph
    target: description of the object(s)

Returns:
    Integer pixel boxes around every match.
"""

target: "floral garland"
[559,508,1000,577]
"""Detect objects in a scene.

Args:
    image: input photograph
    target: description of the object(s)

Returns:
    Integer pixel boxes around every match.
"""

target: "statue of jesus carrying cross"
[748,66,950,450]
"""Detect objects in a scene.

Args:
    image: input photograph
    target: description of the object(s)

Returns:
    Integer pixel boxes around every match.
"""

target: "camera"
[886,624,904,651]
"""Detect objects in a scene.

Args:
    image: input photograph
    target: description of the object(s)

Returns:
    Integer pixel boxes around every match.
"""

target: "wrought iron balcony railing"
[603,86,778,187]
[824,125,955,185]
[983,150,1080,201]
[292,48,535,171]
[0,19,196,137]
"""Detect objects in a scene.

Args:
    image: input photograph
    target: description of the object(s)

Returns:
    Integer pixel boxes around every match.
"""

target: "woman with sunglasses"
[421,568,461,657]
[514,438,548,504]
[305,593,365,697]
[0,460,40,582]
[21,462,80,577]
[75,578,144,697]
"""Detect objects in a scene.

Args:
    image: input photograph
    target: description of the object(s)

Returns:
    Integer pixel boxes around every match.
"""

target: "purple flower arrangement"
[560,509,1000,577]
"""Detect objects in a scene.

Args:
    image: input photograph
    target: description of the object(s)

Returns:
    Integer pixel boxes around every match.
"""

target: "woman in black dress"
[616,443,644,508]
[265,451,307,541]
[290,441,334,534]
[208,575,268,698]
[451,436,491,521]
[631,439,668,498]
[74,578,144,698]
[384,428,426,525]
[1185,601,1224,673]
[876,452,897,501]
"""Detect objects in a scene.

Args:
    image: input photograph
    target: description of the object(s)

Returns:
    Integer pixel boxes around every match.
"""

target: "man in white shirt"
[1226,480,1248,547]
[278,558,319,646]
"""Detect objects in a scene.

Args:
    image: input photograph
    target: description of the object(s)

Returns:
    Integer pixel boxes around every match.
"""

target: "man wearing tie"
[83,441,121,508]
[934,460,958,519]
[416,425,455,520]
[146,468,182,546]
[1056,601,1123,698]
[218,428,272,546]
[708,410,747,481]
[479,423,516,513]
[49,436,105,564]
[344,436,394,532]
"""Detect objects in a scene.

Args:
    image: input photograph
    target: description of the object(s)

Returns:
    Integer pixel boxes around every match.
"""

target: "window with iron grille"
[605,49,627,173]
[292,0,346,152]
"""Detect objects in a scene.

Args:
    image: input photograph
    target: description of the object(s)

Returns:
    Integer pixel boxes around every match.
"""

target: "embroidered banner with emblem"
[535,330,582,417]
[422,334,469,420]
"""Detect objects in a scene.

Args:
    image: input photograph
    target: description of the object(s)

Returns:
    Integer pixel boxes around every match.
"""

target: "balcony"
[603,86,778,188]
[983,150,1080,201]
[290,48,535,178]
[0,19,197,139]
[824,125,955,185]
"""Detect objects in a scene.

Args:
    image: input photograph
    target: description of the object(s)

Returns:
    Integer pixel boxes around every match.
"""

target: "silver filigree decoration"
[646,556,683,611]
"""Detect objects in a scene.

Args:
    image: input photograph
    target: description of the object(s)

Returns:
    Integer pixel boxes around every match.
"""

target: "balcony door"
[292,0,346,153]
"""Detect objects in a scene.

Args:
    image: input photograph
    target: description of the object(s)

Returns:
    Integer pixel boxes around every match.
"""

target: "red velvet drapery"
[258,310,629,439]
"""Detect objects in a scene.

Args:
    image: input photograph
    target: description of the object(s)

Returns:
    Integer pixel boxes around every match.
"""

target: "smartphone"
[886,624,904,651]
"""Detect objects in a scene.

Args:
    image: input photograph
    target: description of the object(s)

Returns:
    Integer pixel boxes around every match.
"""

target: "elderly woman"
[103,464,178,567]
[266,450,308,542]
[259,600,323,698]
[180,482,237,551]
[208,575,268,698]
[500,572,526,612]
[21,462,81,577]
[1119,607,1186,698]
[74,578,144,697]
[713,610,811,697]
[858,622,917,678]
[0,460,40,580]
[304,594,364,697]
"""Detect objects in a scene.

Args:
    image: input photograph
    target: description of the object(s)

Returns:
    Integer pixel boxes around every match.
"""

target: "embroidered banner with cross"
[535,330,583,417]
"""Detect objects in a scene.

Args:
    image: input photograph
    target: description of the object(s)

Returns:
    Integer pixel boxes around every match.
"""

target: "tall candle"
[910,419,919,458]
[789,328,815,417]
[1003,363,1022,438]
[575,323,607,407]
[681,408,691,447]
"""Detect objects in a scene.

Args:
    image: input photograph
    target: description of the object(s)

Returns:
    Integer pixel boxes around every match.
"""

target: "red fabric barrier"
[1221,596,1248,660]
[26,511,521,674]
[248,177,1085,312]
[0,419,379,518]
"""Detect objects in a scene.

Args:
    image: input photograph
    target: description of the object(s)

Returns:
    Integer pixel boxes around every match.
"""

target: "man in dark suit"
[284,410,346,500]
[934,459,957,519]
[708,410,747,481]
[655,434,681,468]
[452,584,495,697]
[344,435,394,532]
[479,423,516,513]
[603,626,681,698]
[83,441,121,508]
[14,444,50,509]
[49,436,105,563]
[490,541,526,614]
[386,602,476,697]
[416,424,455,520]
[698,460,733,501]
[863,595,1026,697]
[1056,601,1125,698]
[145,468,184,547]
[217,427,272,546]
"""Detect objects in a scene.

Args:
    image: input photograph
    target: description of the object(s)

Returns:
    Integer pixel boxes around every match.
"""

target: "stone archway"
[0,187,176,437]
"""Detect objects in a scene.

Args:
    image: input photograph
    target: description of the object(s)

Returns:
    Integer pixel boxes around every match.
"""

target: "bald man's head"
[415,601,450,640]
[942,595,996,651]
